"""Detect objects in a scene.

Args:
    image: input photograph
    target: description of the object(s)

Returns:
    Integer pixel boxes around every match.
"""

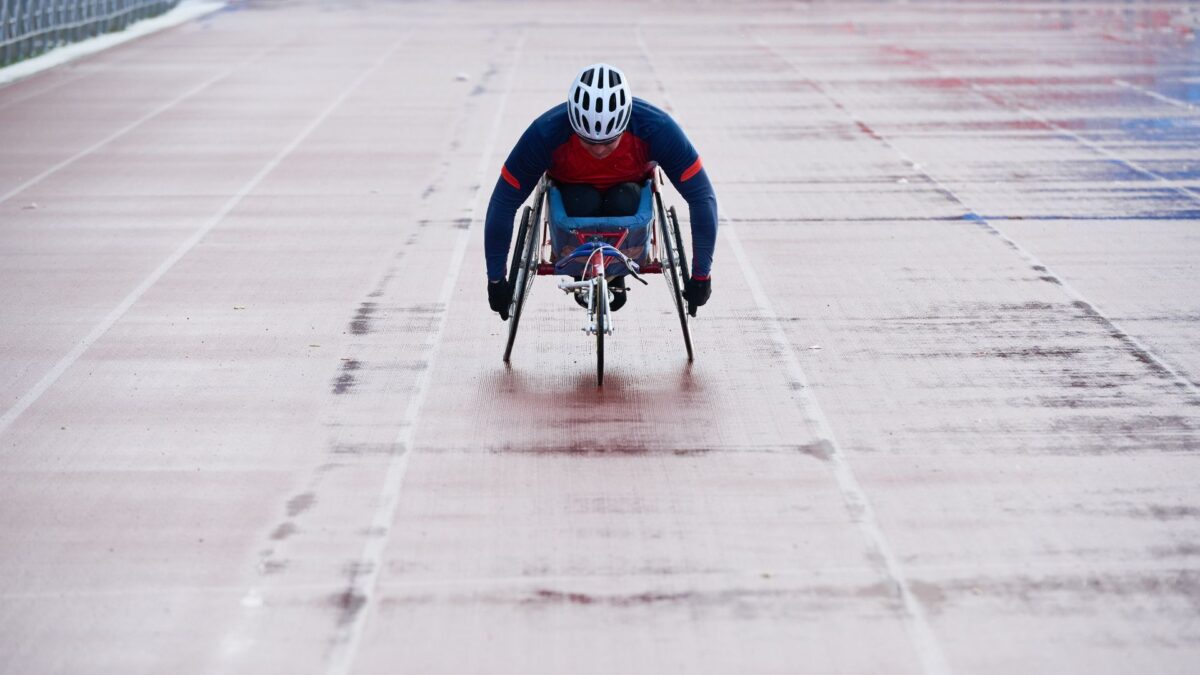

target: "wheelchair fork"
[557,250,612,336]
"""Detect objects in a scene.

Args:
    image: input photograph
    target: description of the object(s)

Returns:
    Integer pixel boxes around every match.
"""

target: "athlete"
[484,63,717,319]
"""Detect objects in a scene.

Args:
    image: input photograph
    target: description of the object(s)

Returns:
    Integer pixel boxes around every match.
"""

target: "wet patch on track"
[375,580,903,618]
[908,570,1200,618]
[416,442,840,458]
[331,359,361,395]
[524,588,696,607]
[349,302,377,335]
[270,522,297,541]
[286,492,316,518]
[332,589,367,628]
[329,442,404,456]
[793,292,1200,454]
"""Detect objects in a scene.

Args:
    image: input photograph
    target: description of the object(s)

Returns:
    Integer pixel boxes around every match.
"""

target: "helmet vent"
[609,93,617,111]
[609,70,619,87]
[594,120,601,133]
[573,86,580,104]
[582,91,590,110]
[605,118,616,135]
[596,97,604,113]
[581,68,594,86]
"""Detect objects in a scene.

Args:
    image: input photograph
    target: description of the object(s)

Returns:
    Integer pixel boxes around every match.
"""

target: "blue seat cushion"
[547,181,653,269]
[547,181,653,232]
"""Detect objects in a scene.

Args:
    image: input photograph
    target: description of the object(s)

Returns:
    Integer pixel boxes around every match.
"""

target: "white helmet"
[567,63,632,143]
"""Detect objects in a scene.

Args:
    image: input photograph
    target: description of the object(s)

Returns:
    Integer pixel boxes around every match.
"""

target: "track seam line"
[636,26,952,675]
[0,36,407,442]
[752,33,1200,403]
[321,31,528,675]
[0,40,277,206]
[8,556,1195,601]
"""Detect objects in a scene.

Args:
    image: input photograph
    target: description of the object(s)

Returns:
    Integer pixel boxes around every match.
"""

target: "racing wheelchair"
[502,167,696,386]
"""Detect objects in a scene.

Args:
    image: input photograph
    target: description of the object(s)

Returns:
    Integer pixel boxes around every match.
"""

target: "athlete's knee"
[559,183,603,217]
[602,182,641,216]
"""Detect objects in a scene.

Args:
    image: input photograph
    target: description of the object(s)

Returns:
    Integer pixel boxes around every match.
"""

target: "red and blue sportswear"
[484,98,717,281]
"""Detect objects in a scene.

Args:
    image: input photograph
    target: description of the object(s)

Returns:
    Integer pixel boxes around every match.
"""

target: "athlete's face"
[581,133,622,160]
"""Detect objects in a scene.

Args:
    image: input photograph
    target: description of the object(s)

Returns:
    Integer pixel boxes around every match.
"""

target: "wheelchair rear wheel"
[668,206,696,317]
[503,205,538,362]
[657,196,694,362]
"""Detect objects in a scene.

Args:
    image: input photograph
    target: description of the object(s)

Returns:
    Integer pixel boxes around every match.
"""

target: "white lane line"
[1112,78,1198,112]
[0,38,407,441]
[322,32,528,675]
[961,80,1200,204]
[0,37,264,206]
[721,218,953,675]
[635,26,952,675]
[751,35,1200,403]
[943,120,1200,398]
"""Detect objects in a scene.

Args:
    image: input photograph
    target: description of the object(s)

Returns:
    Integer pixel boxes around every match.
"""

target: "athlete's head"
[567,63,632,145]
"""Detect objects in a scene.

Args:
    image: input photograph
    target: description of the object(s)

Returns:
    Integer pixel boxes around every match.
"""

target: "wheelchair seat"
[547,180,653,278]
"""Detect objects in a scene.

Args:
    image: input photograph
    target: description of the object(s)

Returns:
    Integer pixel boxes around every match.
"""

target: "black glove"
[488,279,512,320]
[683,276,711,312]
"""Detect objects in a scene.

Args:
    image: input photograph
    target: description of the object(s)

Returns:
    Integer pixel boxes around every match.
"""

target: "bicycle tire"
[595,278,605,386]
[656,193,694,362]
[506,205,532,286]
[668,206,698,318]
[503,205,535,362]
[668,206,692,280]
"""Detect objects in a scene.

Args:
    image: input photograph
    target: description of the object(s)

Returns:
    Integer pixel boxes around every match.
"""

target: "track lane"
[661,13,1200,673]
[0,8,489,674]
[203,24,538,675]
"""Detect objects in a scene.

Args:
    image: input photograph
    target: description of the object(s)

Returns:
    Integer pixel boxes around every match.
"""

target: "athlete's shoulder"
[528,103,574,145]
[630,97,670,118]
[627,97,679,137]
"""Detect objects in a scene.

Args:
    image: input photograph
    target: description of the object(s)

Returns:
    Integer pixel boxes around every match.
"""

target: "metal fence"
[1,0,181,67]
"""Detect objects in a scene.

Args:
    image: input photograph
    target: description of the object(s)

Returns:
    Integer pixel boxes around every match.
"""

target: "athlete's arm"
[646,112,718,279]
[483,120,555,281]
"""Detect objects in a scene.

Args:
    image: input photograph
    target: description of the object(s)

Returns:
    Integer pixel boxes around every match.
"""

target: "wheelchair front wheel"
[595,278,605,386]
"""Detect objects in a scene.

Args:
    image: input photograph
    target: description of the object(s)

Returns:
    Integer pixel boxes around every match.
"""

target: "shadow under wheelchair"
[490,356,700,399]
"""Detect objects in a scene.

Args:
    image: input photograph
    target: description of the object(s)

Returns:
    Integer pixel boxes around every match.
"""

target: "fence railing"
[1,0,182,67]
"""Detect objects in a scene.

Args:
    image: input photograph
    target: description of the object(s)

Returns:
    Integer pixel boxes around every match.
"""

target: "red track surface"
[2,2,1199,673]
